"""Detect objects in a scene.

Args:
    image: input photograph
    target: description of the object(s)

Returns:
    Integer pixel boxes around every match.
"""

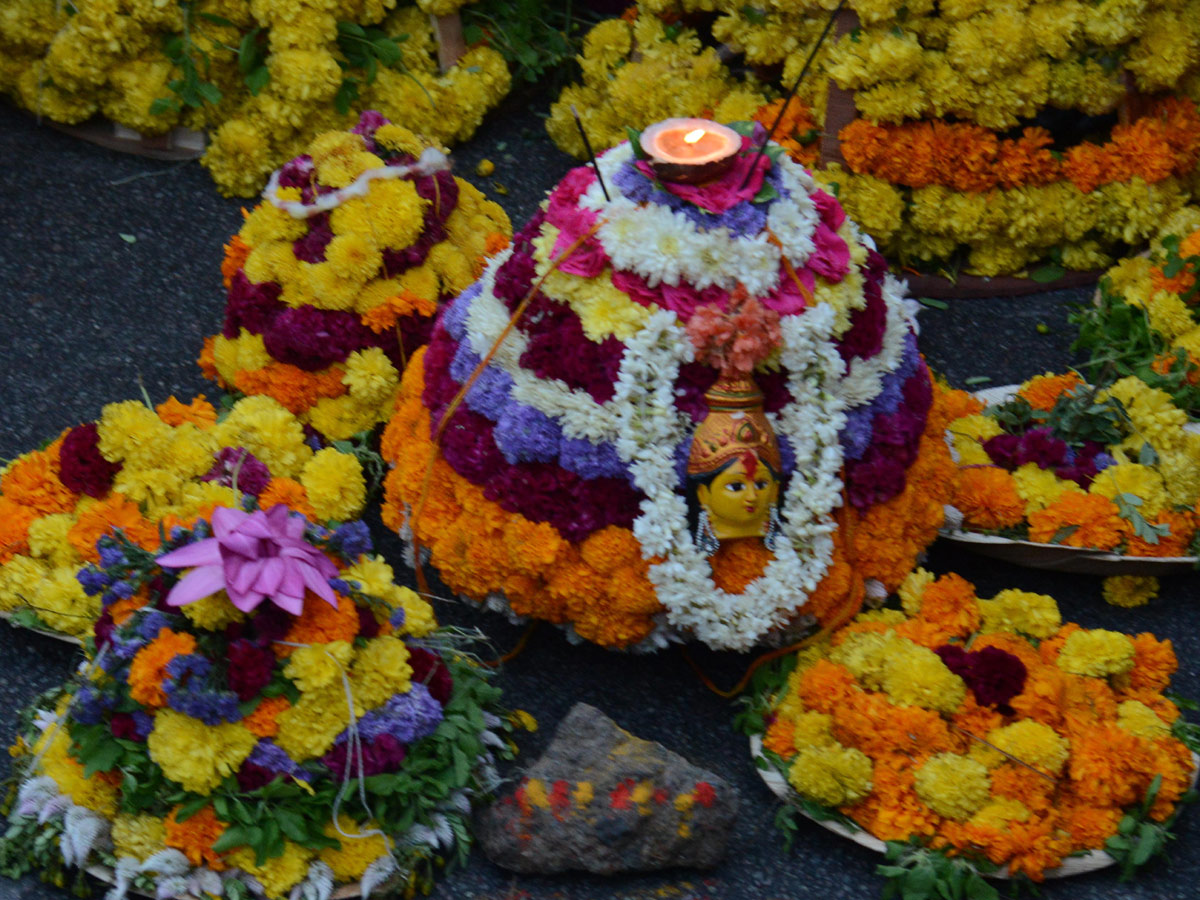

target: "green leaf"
[149,97,180,116]
[1048,524,1079,545]
[1030,263,1066,283]
[197,12,235,26]
[741,5,768,25]
[82,740,122,777]
[245,66,270,95]
[237,28,262,74]
[372,37,403,65]
[176,795,210,822]
[754,180,780,204]
[118,233,137,244]
[964,375,992,386]
[212,825,251,853]
[196,81,223,105]
[337,21,366,38]
[1138,442,1159,466]
[918,297,949,310]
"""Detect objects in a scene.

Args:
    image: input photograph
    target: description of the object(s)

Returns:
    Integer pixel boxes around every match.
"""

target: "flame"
[683,128,706,144]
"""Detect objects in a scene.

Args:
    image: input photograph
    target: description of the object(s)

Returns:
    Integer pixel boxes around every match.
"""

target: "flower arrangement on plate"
[201,112,511,442]
[0,504,513,899]
[943,374,1200,575]
[1073,207,1200,417]
[741,570,1199,893]
[549,2,1200,276]
[0,393,368,639]
[0,0,511,196]
[380,119,956,651]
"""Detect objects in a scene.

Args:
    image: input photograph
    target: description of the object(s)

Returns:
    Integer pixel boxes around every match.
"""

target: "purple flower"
[352,110,389,141]
[291,213,333,264]
[58,422,121,498]
[340,683,443,745]
[559,437,627,481]
[440,283,479,341]
[157,506,339,614]
[389,607,406,628]
[98,541,126,568]
[935,644,1026,715]
[464,366,514,418]
[494,404,561,464]
[136,610,172,641]
[330,521,373,559]
[1094,451,1115,471]
[237,739,312,791]
[449,341,482,385]
[164,655,242,725]
[72,685,107,725]
[78,567,111,596]
[983,433,1023,470]
[277,154,315,190]
[1015,428,1069,469]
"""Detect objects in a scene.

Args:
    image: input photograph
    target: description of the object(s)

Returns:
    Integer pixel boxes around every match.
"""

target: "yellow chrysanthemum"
[147,710,257,795]
[898,567,936,615]
[284,640,355,693]
[180,590,247,631]
[318,815,390,882]
[349,636,413,711]
[1102,575,1158,609]
[787,744,874,808]
[978,721,1070,775]
[1011,462,1079,515]
[111,813,167,862]
[1056,629,1136,678]
[978,588,1061,639]
[1116,700,1170,740]
[227,841,314,899]
[1089,463,1170,518]
[342,347,399,407]
[914,753,991,821]
[300,448,366,522]
[949,414,1003,465]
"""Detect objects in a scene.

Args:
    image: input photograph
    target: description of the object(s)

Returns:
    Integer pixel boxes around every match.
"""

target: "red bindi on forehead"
[739,450,758,475]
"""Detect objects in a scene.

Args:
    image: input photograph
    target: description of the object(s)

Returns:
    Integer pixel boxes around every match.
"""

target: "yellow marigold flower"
[275,682,350,760]
[948,414,1002,466]
[325,233,383,284]
[318,815,389,881]
[350,636,413,711]
[1148,291,1195,340]
[33,566,98,636]
[284,640,355,693]
[97,400,173,468]
[26,514,78,568]
[968,797,1031,831]
[1105,377,1190,451]
[37,727,117,817]
[213,396,312,479]
[1157,440,1200,506]
[1056,629,1136,678]
[883,641,967,714]
[855,609,907,625]
[306,262,361,312]
[829,630,893,692]
[300,448,365,522]
[112,813,167,862]
[1012,463,1079,515]
[388,584,437,637]
[374,123,427,157]
[1116,700,1170,740]
[899,567,936,616]
[307,395,378,442]
[331,180,426,248]
[147,711,257,794]
[202,118,279,199]
[227,841,314,898]
[787,744,874,808]
[267,49,341,104]
[342,347,399,407]
[978,588,1061,639]
[1089,463,1170,518]
[1102,575,1159,609]
[792,711,836,751]
[181,590,246,631]
[981,720,1070,775]
[914,753,991,821]
[0,556,49,615]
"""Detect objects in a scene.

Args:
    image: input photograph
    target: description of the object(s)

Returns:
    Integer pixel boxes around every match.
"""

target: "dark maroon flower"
[844,448,907,509]
[277,154,315,190]
[58,423,121,498]
[250,602,292,646]
[983,433,1022,470]
[263,307,374,371]
[109,713,146,742]
[227,639,276,702]
[1015,427,1069,469]
[202,447,271,496]
[838,271,887,363]
[235,761,280,792]
[292,213,333,263]
[93,608,116,649]
[936,644,1026,714]
[408,646,453,705]
[351,110,389,141]
[224,271,285,338]
[322,734,407,777]
[357,604,380,640]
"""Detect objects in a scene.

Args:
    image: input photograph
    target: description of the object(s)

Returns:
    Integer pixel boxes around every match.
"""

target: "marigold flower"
[954,466,1025,530]
[164,805,227,870]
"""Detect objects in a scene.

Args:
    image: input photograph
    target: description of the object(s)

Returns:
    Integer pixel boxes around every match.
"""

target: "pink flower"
[156,506,339,614]
[634,136,769,214]
[809,223,851,283]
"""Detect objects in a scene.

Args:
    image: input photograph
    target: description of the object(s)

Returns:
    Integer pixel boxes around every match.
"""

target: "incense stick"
[571,104,611,202]
[739,0,848,190]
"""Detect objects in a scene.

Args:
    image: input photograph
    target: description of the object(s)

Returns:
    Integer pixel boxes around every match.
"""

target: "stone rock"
[477,702,739,874]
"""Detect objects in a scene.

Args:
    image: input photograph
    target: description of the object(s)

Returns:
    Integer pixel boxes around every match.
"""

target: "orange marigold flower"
[1150,264,1195,297]
[847,760,941,842]
[279,591,360,657]
[360,291,438,334]
[67,494,157,562]
[797,659,860,714]
[1017,371,1083,412]
[258,478,315,519]
[1027,492,1122,550]
[108,589,151,625]
[198,337,220,383]
[0,498,38,564]
[243,695,292,738]
[129,629,198,707]
[221,234,251,290]
[913,572,980,638]
[155,395,218,428]
[989,763,1054,815]
[954,467,1025,530]
[1058,800,1124,853]
[233,363,347,415]
[1125,632,1177,693]
[710,539,773,593]
[763,714,797,758]
[578,525,640,575]
[1119,510,1194,557]
[484,231,511,256]
[1,450,77,516]
[756,96,821,167]
[165,805,228,870]
[938,388,985,424]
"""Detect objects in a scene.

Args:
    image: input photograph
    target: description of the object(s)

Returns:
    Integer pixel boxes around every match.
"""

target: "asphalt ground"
[2,89,1199,900]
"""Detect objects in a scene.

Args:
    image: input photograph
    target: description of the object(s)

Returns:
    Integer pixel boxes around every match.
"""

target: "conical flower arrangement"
[381,121,957,651]
[203,112,511,442]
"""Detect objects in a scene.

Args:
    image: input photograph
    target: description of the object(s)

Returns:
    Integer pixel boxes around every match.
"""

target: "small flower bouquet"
[742,571,1198,892]
[1074,207,1200,417]
[1,505,513,899]
[943,373,1200,572]
[382,121,956,651]
[203,112,511,442]
[0,394,368,639]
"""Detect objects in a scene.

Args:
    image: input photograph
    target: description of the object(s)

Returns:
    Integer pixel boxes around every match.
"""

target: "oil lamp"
[639,118,741,184]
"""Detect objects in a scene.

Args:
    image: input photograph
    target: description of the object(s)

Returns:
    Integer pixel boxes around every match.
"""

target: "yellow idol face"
[696,455,779,541]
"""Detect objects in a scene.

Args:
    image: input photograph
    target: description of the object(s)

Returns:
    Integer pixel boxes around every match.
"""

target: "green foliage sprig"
[333,22,413,116]
[1104,775,1197,881]
[877,839,999,900]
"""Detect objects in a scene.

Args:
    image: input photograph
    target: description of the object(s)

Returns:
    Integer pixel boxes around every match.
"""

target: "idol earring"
[695,508,721,556]
[763,505,783,551]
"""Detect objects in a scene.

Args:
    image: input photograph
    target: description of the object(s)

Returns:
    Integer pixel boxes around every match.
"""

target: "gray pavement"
[1,93,1198,900]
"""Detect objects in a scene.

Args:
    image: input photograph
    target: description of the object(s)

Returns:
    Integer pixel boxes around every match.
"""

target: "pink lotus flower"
[156,506,339,614]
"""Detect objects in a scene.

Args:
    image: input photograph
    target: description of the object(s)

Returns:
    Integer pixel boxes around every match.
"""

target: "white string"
[263,148,451,219]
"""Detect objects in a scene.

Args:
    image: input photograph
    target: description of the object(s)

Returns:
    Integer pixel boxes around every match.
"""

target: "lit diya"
[639,118,741,184]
